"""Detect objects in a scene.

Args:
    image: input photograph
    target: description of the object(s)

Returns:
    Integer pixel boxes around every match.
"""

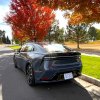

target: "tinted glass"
[20,45,27,52]
[27,44,34,52]
[20,44,34,52]
[43,44,69,53]
[34,44,47,53]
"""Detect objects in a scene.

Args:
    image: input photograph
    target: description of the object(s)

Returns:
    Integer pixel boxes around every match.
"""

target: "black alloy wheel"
[13,58,18,68]
[26,65,35,86]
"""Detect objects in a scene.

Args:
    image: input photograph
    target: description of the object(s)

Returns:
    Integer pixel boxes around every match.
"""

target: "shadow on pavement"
[89,90,100,100]
[0,50,94,100]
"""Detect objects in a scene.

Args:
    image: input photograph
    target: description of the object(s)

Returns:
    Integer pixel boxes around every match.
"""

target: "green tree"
[0,30,5,43]
[67,23,89,49]
[88,27,97,41]
[14,37,20,44]
[2,33,6,44]
[6,36,11,44]
[53,28,64,43]
[45,20,64,43]
[96,29,100,40]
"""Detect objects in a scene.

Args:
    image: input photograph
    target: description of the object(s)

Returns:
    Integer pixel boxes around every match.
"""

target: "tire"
[14,63,18,68]
[26,65,35,86]
[13,58,18,68]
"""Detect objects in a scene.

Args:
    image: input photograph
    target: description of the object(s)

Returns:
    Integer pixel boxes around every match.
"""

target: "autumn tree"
[6,0,55,42]
[37,0,100,24]
[12,27,29,44]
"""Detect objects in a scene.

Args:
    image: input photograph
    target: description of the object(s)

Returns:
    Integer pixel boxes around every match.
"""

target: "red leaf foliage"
[6,0,55,42]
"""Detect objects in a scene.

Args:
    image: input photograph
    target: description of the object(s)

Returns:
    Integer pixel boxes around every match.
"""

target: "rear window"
[43,44,69,53]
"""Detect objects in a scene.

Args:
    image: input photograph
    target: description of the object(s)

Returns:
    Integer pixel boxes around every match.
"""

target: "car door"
[15,45,24,68]
[15,44,27,69]
[19,44,35,71]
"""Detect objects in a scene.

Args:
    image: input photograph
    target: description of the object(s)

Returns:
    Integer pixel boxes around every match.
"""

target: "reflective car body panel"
[14,43,82,83]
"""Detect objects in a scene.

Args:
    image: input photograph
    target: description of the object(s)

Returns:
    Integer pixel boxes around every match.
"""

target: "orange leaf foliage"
[38,0,100,24]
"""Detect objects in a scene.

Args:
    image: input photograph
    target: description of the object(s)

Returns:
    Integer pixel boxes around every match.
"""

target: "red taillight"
[40,77,49,81]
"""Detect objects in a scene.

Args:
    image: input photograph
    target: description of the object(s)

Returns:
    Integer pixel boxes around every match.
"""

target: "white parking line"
[0,76,3,100]
[0,85,2,100]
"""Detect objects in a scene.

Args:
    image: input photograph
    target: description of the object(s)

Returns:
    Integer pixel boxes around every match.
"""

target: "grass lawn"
[81,55,100,80]
[9,45,21,50]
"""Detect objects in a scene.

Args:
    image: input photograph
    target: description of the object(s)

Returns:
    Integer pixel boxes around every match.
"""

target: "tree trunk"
[77,40,80,49]
[49,32,51,44]
[34,37,37,42]
[20,42,22,46]
[76,33,80,49]
[0,37,2,43]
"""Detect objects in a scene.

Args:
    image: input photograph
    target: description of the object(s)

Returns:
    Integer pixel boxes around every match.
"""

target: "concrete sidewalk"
[75,78,100,99]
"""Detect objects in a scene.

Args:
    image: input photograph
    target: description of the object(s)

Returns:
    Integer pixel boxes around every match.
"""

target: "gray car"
[13,42,82,86]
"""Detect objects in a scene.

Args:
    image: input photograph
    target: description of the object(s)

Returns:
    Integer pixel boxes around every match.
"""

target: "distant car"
[13,42,82,86]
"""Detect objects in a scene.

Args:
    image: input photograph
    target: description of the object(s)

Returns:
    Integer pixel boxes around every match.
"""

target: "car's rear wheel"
[26,65,35,86]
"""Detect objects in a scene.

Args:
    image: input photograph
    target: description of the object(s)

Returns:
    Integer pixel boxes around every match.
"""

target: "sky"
[0,0,100,40]
[0,0,12,39]
[55,10,68,29]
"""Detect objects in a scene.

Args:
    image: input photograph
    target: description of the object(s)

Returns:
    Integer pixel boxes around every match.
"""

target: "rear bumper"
[35,67,82,83]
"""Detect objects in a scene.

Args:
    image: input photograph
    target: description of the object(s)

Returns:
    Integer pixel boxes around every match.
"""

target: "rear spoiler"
[44,52,81,58]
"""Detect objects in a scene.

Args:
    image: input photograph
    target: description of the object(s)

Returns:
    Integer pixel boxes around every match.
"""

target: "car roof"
[25,42,48,45]
[23,42,71,53]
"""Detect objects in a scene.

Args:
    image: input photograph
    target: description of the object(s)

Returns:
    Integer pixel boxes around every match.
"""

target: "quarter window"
[20,45,27,52]
[27,45,34,52]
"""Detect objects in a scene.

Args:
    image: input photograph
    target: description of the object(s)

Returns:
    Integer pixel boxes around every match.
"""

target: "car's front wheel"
[13,57,18,68]
[26,65,35,86]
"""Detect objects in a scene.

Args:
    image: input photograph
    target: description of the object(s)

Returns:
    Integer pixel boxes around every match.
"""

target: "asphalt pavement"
[0,46,100,100]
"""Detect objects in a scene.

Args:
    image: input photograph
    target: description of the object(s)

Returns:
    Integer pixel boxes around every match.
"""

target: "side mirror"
[18,48,21,52]
[33,48,35,51]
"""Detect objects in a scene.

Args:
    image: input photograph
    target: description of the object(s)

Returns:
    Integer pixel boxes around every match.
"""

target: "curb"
[82,53,100,57]
[79,74,100,87]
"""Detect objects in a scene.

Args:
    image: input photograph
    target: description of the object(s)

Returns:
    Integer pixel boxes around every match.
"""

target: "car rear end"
[38,52,82,82]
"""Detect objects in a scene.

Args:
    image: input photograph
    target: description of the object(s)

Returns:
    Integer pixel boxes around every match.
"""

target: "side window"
[20,45,27,52]
[20,44,35,52]
[24,46,29,52]
[27,45,34,52]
